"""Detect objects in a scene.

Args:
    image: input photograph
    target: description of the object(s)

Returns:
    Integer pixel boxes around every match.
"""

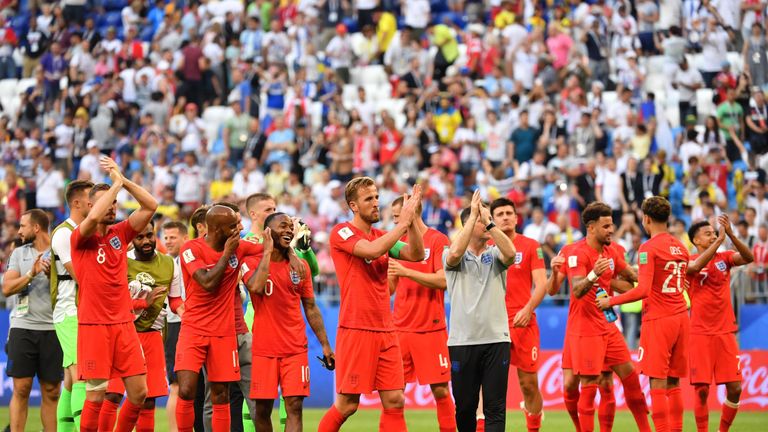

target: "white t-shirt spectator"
[596,168,622,209]
[173,163,204,203]
[522,220,560,244]
[232,169,265,199]
[675,67,704,103]
[79,152,102,182]
[122,6,141,29]
[746,195,768,228]
[502,23,528,56]
[658,0,683,30]
[607,100,631,127]
[482,121,510,163]
[180,117,206,153]
[404,0,430,29]
[119,68,137,103]
[36,168,64,208]
[679,140,706,172]
[701,29,729,72]
[54,124,74,160]
[326,35,353,69]
[712,0,740,29]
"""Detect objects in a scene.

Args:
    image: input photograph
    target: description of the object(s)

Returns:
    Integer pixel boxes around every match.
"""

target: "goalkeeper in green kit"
[242,193,319,430]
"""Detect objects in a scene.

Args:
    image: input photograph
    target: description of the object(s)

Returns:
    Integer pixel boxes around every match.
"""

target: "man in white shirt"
[595,157,623,221]
[522,207,560,244]
[172,152,204,208]
[53,114,75,168]
[403,0,430,38]
[325,24,353,83]
[674,57,704,121]
[679,129,707,172]
[36,155,64,214]
[78,140,103,182]
[606,88,632,128]
[232,157,266,201]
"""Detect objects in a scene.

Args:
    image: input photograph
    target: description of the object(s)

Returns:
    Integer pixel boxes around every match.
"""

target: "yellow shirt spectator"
[377,12,397,53]
[431,24,459,63]
[494,11,515,29]
[209,179,234,202]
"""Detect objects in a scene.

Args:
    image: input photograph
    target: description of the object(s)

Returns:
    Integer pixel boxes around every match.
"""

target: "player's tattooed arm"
[616,265,638,283]
[193,232,241,292]
[720,214,755,266]
[688,222,726,275]
[572,257,611,298]
[301,296,334,362]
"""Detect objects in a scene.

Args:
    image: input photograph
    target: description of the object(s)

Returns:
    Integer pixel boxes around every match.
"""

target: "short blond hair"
[344,177,376,204]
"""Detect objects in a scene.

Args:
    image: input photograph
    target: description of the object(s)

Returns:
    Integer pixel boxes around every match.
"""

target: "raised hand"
[99,155,123,183]
[224,231,240,256]
[479,203,491,226]
[718,214,733,237]
[551,255,565,274]
[469,190,482,222]
[146,285,168,305]
[262,227,274,252]
[593,257,612,276]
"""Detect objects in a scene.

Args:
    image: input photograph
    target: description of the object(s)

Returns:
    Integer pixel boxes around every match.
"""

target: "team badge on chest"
[290,271,301,285]
[109,236,122,250]
[514,252,523,265]
[715,261,727,272]
[228,255,239,269]
[481,253,493,265]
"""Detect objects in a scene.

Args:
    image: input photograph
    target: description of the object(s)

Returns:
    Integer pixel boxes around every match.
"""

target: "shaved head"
[205,205,239,249]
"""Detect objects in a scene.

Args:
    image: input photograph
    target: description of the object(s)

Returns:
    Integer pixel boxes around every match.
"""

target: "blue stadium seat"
[139,26,155,42]
[98,11,123,28]
[341,17,359,34]
[430,0,449,14]
[102,0,129,12]
[431,11,467,29]
[11,13,29,37]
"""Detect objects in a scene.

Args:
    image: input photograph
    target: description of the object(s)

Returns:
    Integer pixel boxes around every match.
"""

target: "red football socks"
[97,399,119,432]
[720,399,739,431]
[667,387,684,432]
[693,384,709,432]
[564,387,582,432]
[598,384,615,432]
[578,384,598,432]
[114,399,142,432]
[476,418,485,432]
[80,400,102,432]
[435,395,456,432]
[136,408,155,432]
[379,407,407,431]
[176,398,195,432]
[318,405,347,432]
[650,388,669,432]
[525,410,543,432]
[622,370,651,432]
[212,403,230,432]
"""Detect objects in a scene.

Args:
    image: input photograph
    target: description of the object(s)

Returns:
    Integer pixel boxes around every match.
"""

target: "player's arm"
[513,268,547,327]
[388,273,398,295]
[168,259,184,316]
[352,190,424,261]
[610,279,635,293]
[389,259,447,290]
[571,255,611,299]
[616,265,638,283]
[301,296,334,360]
[688,226,726,274]
[601,249,654,308]
[123,175,158,232]
[397,213,426,262]
[51,229,79,284]
[192,233,241,292]
[446,190,481,267]
[245,229,273,296]
[295,248,319,277]
[721,214,755,266]
[79,169,123,238]
[2,252,48,296]
[546,255,566,296]
[482,206,516,265]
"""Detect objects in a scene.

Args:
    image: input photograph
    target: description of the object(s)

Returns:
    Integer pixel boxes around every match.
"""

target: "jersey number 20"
[661,261,688,294]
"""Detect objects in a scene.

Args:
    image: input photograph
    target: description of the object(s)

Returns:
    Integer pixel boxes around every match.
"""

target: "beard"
[361,210,381,224]
[20,234,35,245]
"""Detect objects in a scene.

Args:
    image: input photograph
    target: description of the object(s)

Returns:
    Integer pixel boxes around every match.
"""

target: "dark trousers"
[449,342,510,432]
[678,101,697,124]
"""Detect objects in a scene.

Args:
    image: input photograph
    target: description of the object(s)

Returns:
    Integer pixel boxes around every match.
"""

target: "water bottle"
[596,287,618,323]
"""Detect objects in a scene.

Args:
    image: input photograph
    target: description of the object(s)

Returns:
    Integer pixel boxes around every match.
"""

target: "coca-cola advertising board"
[358,350,768,410]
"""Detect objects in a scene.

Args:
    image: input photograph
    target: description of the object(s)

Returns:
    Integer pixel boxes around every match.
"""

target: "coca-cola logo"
[722,354,768,407]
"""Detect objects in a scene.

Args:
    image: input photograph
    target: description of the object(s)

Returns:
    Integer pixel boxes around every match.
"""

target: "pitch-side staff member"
[443,191,516,432]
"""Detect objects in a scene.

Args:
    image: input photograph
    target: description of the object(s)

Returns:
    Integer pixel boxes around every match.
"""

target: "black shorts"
[6,328,63,382]
[165,321,181,384]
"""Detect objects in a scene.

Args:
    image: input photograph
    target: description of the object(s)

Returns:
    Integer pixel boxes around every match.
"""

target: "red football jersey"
[243,258,313,356]
[71,221,138,324]
[568,241,628,336]
[687,250,737,335]
[330,222,393,331]
[393,228,450,332]
[610,233,689,321]
[179,237,262,337]
[505,234,546,315]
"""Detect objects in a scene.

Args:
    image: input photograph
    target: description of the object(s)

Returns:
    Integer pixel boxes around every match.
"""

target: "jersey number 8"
[96,247,106,264]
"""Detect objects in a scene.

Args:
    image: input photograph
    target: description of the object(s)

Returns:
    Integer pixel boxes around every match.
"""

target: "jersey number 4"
[661,261,688,294]
[439,354,449,369]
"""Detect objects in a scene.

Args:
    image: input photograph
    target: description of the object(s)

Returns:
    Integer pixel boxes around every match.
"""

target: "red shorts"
[689,333,741,385]
[78,322,146,380]
[249,352,310,399]
[336,328,404,394]
[106,331,168,398]
[639,312,689,379]
[398,330,451,385]
[509,318,540,373]
[571,328,631,376]
[174,328,239,382]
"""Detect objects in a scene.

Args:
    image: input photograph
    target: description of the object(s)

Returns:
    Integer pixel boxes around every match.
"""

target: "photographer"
[443,191,516,432]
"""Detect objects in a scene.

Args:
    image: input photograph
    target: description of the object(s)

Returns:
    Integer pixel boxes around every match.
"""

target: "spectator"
[428,22,459,84]
[522,207,559,244]
[747,87,768,154]
[750,223,768,303]
[717,87,747,162]
[510,110,540,164]
[35,155,64,219]
[673,58,704,122]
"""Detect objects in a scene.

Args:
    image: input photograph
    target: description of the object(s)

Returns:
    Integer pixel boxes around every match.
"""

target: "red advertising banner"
[359,350,768,410]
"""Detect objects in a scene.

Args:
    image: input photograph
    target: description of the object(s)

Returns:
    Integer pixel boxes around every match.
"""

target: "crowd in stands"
[1,0,768,314]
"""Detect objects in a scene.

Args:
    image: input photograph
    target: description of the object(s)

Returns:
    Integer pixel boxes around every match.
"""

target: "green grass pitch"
[2,407,767,431]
